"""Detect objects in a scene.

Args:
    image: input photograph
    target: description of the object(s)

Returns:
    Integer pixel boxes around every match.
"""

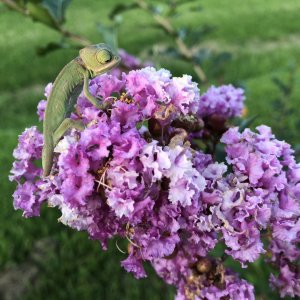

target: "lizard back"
[43,57,85,134]
[42,57,86,176]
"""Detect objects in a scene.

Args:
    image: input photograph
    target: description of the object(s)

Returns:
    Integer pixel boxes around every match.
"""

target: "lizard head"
[79,43,121,77]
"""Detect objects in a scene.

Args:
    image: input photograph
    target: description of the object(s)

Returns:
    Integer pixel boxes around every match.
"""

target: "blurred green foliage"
[0,0,300,299]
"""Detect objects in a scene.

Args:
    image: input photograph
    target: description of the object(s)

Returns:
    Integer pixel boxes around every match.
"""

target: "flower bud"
[196,257,212,274]
[206,114,227,134]
[171,115,204,132]
[148,118,163,139]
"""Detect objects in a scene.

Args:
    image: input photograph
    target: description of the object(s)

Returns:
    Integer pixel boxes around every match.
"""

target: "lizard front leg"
[83,71,110,110]
[53,118,85,145]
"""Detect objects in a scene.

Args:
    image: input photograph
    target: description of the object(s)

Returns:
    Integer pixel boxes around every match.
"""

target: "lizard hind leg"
[53,118,85,145]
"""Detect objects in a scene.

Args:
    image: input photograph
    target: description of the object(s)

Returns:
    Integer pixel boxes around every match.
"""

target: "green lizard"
[42,43,121,177]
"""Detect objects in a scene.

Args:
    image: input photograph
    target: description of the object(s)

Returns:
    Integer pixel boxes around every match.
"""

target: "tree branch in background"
[0,0,91,50]
[1,0,211,82]
[1,0,28,15]
[59,28,91,46]
[135,0,207,83]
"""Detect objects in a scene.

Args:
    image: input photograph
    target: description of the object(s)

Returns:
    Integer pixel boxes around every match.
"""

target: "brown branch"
[60,28,91,46]
[0,0,29,16]
[0,0,92,47]
[135,0,207,83]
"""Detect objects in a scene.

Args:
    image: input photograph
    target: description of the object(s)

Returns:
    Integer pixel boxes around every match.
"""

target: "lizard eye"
[96,49,112,64]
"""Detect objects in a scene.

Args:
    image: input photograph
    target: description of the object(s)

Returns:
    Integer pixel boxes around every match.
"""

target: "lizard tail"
[42,135,54,177]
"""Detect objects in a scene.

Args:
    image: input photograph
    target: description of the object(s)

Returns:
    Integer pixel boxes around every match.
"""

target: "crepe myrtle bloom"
[198,84,245,119]
[10,63,300,299]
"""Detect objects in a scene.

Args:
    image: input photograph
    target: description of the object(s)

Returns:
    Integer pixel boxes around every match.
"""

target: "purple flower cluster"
[110,48,152,78]
[37,82,52,121]
[10,61,300,299]
[221,126,300,297]
[198,84,245,119]
[153,246,255,300]
[10,126,50,217]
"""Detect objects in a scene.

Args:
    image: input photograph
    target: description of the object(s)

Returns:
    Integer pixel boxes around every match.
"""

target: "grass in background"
[0,0,299,299]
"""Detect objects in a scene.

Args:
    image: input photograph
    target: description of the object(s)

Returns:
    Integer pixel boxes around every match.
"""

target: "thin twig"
[135,0,207,83]
[0,0,91,47]
[1,0,28,15]
[60,28,91,46]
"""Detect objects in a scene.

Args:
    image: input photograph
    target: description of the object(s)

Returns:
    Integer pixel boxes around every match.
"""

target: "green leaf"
[272,98,284,110]
[213,51,232,66]
[108,3,138,20]
[96,23,118,50]
[149,4,163,15]
[13,0,28,8]
[208,51,232,77]
[238,115,258,132]
[272,77,289,95]
[40,0,71,24]
[26,2,59,29]
[158,46,181,59]
[193,48,211,64]
[184,25,215,45]
[177,27,188,40]
[26,0,71,29]
[215,143,226,163]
